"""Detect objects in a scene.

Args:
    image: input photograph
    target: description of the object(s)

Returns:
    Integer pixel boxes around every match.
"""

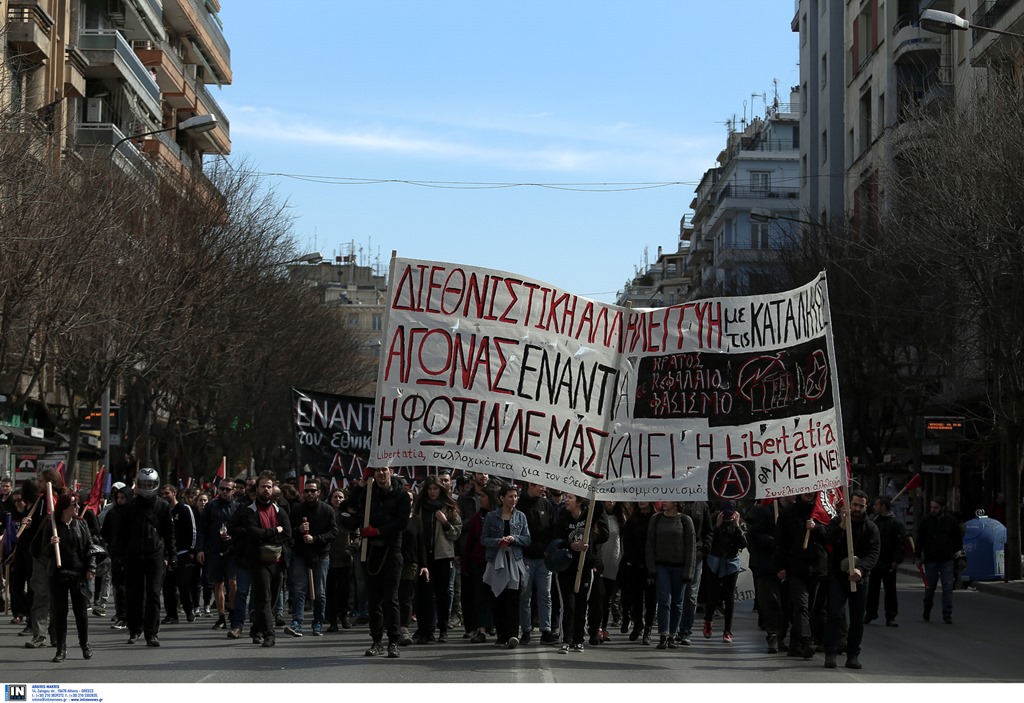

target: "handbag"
[258,544,283,564]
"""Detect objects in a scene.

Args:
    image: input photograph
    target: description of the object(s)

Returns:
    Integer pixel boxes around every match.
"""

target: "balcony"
[76,123,156,180]
[891,17,943,62]
[6,1,54,61]
[162,0,232,84]
[192,82,231,154]
[716,184,801,202]
[971,0,1024,63]
[79,30,162,120]
[64,44,90,99]
[135,41,197,109]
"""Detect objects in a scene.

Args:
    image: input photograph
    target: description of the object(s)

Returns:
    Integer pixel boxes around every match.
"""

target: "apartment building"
[4,0,230,173]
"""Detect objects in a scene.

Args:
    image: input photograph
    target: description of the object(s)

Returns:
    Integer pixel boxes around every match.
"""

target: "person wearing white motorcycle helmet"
[120,468,175,647]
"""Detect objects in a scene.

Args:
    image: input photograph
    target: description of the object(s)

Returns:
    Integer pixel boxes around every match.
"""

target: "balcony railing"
[196,81,230,129]
[973,0,1018,30]
[80,30,161,117]
[188,0,230,64]
[716,184,801,201]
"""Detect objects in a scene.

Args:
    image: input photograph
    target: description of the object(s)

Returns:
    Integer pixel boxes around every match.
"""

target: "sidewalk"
[898,564,1024,602]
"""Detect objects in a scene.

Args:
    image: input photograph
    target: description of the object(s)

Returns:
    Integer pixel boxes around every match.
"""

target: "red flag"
[904,473,923,493]
[83,466,106,516]
[54,461,67,488]
[215,456,226,482]
[298,474,306,494]
[811,486,845,524]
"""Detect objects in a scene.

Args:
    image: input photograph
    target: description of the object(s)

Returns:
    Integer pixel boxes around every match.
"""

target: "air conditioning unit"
[86,98,108,123]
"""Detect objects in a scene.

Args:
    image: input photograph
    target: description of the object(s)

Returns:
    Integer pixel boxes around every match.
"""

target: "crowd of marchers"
[0,469,965,670]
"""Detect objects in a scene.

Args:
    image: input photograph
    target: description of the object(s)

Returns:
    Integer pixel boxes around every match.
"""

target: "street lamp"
[285,252,323,265]
[919,9,1024,39]
[110,114,218,156]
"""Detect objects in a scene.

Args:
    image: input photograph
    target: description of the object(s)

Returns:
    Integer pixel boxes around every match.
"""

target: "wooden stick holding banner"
[360,473,373,562]
[841,485,856,592]
[573,490,598,594]
[46,482,61,568]
[16,496,41,538]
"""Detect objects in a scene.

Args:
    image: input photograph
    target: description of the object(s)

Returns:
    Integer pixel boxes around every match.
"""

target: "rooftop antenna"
[741,100,748,128]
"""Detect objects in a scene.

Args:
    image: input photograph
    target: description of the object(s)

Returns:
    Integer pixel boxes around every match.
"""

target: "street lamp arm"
[920,9,1024,39]
[110,125,175,155]
[109,114,218,157]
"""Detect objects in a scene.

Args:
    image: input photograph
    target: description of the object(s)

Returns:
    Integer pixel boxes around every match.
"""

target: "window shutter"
[853,16,860,69]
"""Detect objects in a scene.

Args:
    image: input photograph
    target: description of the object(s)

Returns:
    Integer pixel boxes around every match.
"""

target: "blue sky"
[217,1,799,303]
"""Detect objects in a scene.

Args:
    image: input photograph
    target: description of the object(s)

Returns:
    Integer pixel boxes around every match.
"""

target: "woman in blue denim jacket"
[481,484,532,649]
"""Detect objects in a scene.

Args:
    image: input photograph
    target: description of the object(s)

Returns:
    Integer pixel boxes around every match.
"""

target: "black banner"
[292,388,375,480]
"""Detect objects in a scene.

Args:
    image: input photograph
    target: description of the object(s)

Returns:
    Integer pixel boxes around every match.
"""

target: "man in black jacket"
[915,496,962,624]
[118,468,175,647]
[866,495,905,627]
[774,491,828,658]
[285,479,338,637]
[823,490,879,670]
[159,485,198,624]
[518,482,557,644]
[745,497,791,653]
[196,480,237,631]
[349,466,410,659]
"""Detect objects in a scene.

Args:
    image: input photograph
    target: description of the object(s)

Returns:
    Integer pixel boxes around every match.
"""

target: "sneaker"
[885,619,899,628]
[327,623,340,633]
[943,615,952,624]
[540,631,558,644]
[387,642,400,658]
[186,610,196,623]
[572,642,585,652]
[365,641,385,656]
[25,636,48,649]
[558,642,570,654]
[600,629,611,643]
[261,636,275,648]
[161,615,178,625]
[126,633,140,645]
[342,618,352,629]
[641,631,652,646]
[629,627,642,642]
[519,631,531,645]
[767,634,779,653]
[657,634,668,650]
[398,627,413,646]
[589,635,601,646]
[213,616,227,630]
[274,616,286,627]
[252,634,264,645]
[18,625,32,636]
[845,655,863,669]
[620,621,630,634]
[824,653,837,669]
[506,636,519,649]
[227,628,241,639]
[723,632,733,643]
[284,623,303,637]
[667,636,678,649]
[203,605,212,616]
[311,624,323,637]
[470,631,487,644]
[110,620,127,630]
[703,621,712,639]
[438,630,448,643]
[92,607,107,617]
[679,634,692,646]
[146,636,161,647]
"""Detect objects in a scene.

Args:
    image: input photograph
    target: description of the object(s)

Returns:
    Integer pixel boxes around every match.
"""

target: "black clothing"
[681,502,713,557]
[120,495,175,640]
[197,496,237,557]
[774,499,827,577]
[518,493,557,560]
[290,499,338,562]
[915,512,962,563]
[873,513,906,569]
[826,515,880,576]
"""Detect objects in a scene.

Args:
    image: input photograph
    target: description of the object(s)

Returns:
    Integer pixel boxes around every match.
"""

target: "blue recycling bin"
[961,515,1007,582]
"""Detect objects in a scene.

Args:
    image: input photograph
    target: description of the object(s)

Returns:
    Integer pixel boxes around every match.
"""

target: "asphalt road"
[4,571,1022,685]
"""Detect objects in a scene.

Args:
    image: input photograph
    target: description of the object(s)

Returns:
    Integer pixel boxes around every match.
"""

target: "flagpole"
[46,482,61,568]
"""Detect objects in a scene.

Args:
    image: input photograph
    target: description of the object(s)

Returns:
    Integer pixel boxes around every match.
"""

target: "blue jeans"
[519,557,553,634]
[923,560,954,618]
[290,555,329,626]
[655,565,686,636]
[680,559,703,635]
[230,564,252,630]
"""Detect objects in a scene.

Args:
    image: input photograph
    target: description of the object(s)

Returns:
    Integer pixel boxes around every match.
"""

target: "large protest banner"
[368,258,847,502]
[292,388,375,480]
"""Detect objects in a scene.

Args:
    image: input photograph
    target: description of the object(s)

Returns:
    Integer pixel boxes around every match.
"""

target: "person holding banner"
[823,490,879,670]
[554,493,607,654]
[481,484,531,649]
[40,492,96,662]
[21,469,66,649]
[348,466,410,659]
[774,492,828,659]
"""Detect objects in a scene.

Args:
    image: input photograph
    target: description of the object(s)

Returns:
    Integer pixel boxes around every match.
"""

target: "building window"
[372,314,382,332]
[859,89,872,154]
[801,82,808,115]
[750,223,771,249]
[821,130,828,164]
[821,53,827,89]
[750,171,771,192]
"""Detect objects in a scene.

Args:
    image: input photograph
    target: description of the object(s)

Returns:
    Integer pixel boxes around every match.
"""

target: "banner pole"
[573,492,598,594]
[47,482,61,568]
[360,477,373,563]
